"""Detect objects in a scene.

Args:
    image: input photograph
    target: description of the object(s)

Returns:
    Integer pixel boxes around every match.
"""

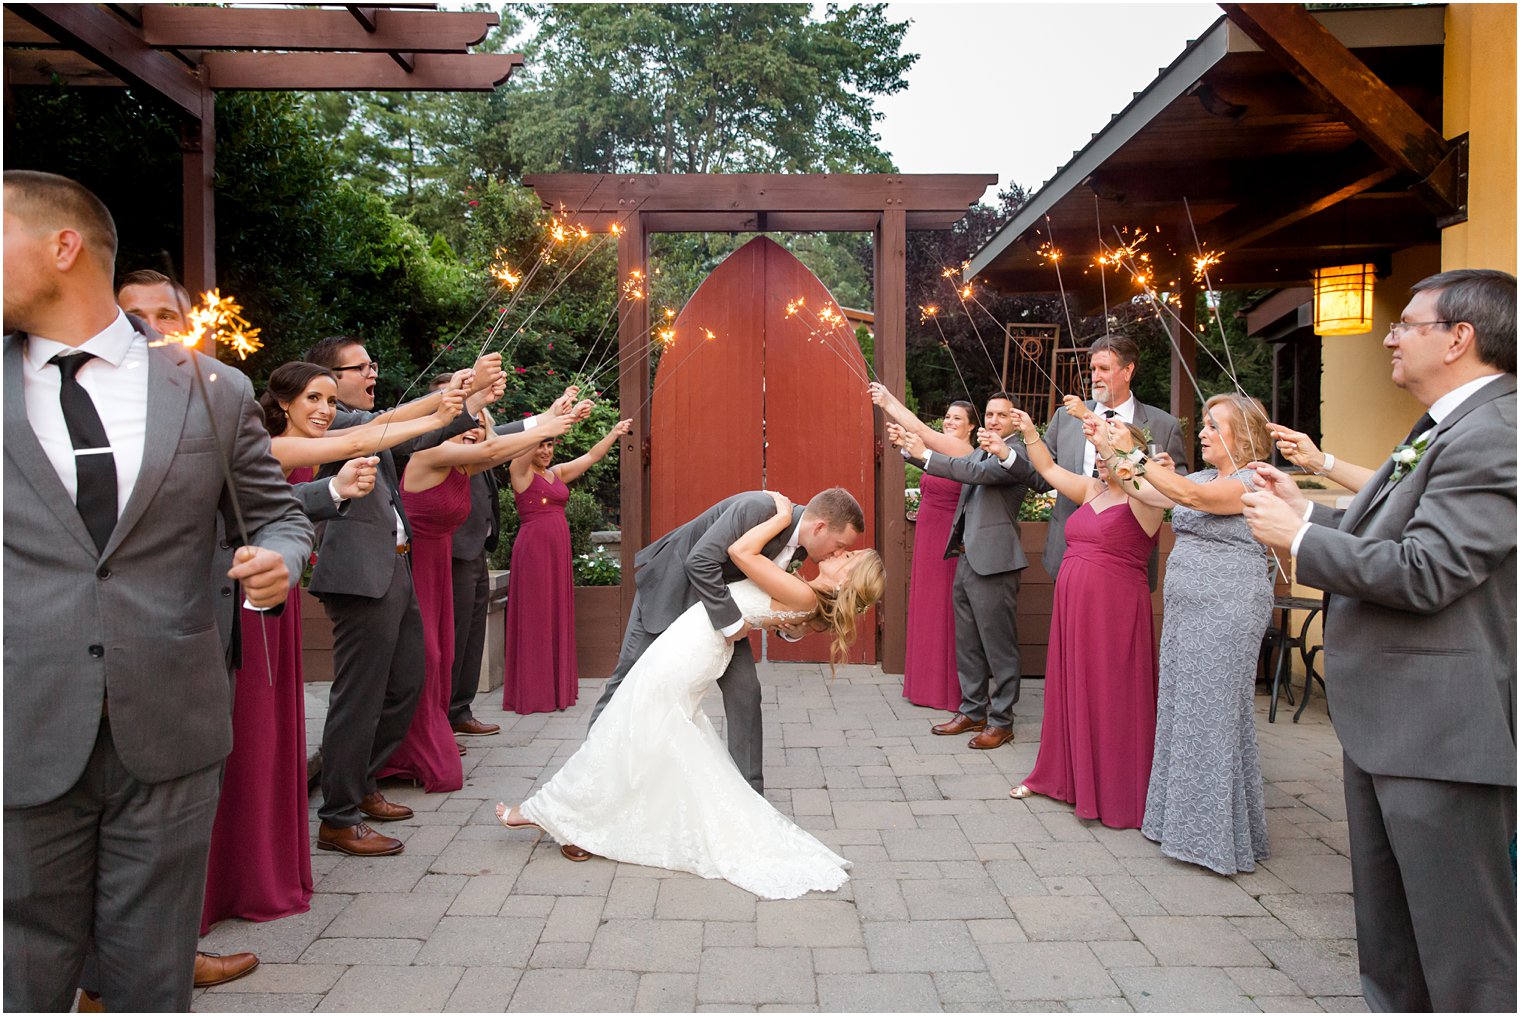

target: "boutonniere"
[786,557,804,575]
[1389,432,1432,483]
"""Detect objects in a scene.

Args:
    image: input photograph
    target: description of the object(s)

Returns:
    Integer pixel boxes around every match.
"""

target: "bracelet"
[1313,452,1336,475]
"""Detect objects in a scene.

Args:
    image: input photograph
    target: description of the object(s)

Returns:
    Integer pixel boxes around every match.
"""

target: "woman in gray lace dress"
[1092,394,1274,873]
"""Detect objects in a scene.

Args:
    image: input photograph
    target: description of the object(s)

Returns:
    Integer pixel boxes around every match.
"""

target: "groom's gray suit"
[3,328,313,1011]
[588,491,807,792]
[1295,374,1515,1011]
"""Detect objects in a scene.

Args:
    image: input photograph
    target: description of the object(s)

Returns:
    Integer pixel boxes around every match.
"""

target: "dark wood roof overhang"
[966,4,1448,310]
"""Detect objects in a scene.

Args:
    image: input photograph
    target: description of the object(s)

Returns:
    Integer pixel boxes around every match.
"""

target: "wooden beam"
[1220,4,1459,213]
[874,208,908,674]
[524,173,998,215]
[387,50,415,73]
[3,9,55,45]
[7,3,203,118]
[139,6,496,53]
[5,49,122,86]
[181,81,215,298]
[1167,286,1198,440]
[616,213,650,631]
[200,51,521,91]
[1199,147,1396,250]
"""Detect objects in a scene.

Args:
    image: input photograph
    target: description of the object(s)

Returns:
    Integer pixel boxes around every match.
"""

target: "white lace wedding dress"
[519,579,851,899]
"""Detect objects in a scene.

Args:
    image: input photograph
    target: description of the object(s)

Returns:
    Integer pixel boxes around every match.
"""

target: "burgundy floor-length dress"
[377,468,470,792]
[201,467,315,934]
[902,472,962,710]
[502,470,578,714]
[1022,500,1159,830]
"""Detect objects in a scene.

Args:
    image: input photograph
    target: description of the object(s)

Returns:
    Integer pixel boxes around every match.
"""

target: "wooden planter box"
[300,582,626,690]
[905,518,1174,677]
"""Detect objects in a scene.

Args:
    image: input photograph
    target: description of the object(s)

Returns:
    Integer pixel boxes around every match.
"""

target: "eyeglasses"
[331,360,380,376]
[1386,321,1454,338]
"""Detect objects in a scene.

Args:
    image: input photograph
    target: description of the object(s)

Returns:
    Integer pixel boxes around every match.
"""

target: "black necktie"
[50,352,118,553]
[1091,410,1119,477]
[1400,412,1436,448]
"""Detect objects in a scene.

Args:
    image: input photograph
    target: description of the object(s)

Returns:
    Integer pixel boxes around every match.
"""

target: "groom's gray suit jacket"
[635,492,808,634]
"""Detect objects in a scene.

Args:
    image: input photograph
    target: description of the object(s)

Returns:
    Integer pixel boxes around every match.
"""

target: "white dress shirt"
[22,310,148,517]
[718,519,800,637]
[1288,374,1504,556]
[1082,394,1135,478]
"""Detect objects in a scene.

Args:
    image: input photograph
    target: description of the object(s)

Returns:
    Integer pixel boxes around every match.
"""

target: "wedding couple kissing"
[496,487,885,899]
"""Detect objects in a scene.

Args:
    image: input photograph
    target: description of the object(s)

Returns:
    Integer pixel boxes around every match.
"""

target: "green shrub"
[572,551,622,586]
[487,481,610,572]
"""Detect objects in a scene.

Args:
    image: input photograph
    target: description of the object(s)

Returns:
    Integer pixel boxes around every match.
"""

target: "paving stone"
[528,941,590,968]
[541,896,605,943]
[846,879,908,921]
[507,968,639,1012]
[698,947,814,1005]
[401,825,464,856]
[900,877,1011,920]
[499,894,556,918]
[430,839,532,877]
[932,970,1004,1004]
[198,893,350,963]
[965,918,1028,944]
[1252,996,1323,1012]
[1137,875,1268,917]
[705,921,759,947]
[446,875,518,917]
[934,774,1019,800]
[862,921,983,972]
[634,973,698,1012]
[1090,940,1156,968]
[1066,999,1136,1012]
[880,827,978,861]
[756,900,864,947]
[511,852,617,896]
[412,916,544,968]
[655,877,758,921]
[1313,995,1369,1012]
[316,855,434,894]
[204,964,346,994]
[194,992,323,1012]
[791,789,832,815]
[1008,896,1132,942]
[298,936,420,965]
[831,801,917,829]
[1110,966,1253,1012]
[324,892,450,940]
[1228,915,1300,942]
[812,947,872,974]
[1257,939,1362,997]
[816,973,941,1012]
[985,859,1048,897]
[1260,855,1354,894]
[1035,810,1102,843]
[317,965,462,1012]
[602,877,659,919]
[586,919,705,972]
[1020,841,1125,877]
[1258,894,1357,940]
[1126,916,1267,966]
[1044,876,1098,896]
[443,967,522,1012]
[416,873,470,895]
[1224,966,1303,997]
[978,941,1120,1001]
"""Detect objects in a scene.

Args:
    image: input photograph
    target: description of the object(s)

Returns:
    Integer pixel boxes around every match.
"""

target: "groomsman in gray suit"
[1036,334,1188,584]
[1242,269,1516,1012]
[2,171,314,1011]
[893,393,1037,749]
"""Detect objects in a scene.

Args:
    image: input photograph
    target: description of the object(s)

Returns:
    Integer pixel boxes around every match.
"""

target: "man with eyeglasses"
[1242,269,1516,1012]
[302,335,504,857]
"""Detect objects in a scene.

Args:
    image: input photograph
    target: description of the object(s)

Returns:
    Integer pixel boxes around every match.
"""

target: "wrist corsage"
[1106,448,1148,491]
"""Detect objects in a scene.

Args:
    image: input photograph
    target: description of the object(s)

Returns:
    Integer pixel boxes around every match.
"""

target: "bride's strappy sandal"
[495,803,543,842]
[1009,785,1036,800]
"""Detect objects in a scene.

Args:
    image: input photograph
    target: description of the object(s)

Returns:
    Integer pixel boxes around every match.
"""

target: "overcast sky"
[874,2,1224,199]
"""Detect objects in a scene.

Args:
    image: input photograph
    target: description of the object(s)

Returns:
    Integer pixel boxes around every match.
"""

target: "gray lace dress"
[1142,469,1274,874]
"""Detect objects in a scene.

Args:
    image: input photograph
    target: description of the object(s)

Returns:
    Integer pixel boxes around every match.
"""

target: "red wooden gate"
[650,236,877,663]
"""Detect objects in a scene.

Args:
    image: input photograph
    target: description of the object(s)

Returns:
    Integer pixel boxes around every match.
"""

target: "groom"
[586,489,865,794]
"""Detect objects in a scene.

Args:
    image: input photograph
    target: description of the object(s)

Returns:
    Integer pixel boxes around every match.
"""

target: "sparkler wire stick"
[1182,197,1243,392]
[965,291,1067,398]
[159,253,275,683]
[922,307,977,408]
[943,274,1007,389]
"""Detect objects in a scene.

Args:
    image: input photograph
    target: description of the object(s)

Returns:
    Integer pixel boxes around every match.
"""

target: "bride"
[497,491,884,899]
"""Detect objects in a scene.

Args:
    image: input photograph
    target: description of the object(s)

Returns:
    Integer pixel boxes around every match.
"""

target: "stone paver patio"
[196,666,1366,1013]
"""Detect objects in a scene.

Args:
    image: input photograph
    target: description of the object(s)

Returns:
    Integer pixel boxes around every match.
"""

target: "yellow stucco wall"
[1442,4,1518,273]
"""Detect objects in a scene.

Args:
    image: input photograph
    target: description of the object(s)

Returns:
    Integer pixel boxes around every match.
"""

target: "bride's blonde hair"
[809,549,886,670]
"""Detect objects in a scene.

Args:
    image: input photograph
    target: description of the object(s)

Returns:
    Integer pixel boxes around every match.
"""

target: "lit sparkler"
[153,289,263,360]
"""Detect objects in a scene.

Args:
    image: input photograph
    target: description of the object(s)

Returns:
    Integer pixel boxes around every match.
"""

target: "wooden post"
[874,208,908,674]
[1168,286,1199,448]
[616,213,650,627]
[180,77,215,300]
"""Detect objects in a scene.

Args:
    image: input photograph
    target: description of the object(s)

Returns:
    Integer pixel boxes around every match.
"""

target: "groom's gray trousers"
[588,590,764,793]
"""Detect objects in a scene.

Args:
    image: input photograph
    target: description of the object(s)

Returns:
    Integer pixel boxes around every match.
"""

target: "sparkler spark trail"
[150,289,263,360]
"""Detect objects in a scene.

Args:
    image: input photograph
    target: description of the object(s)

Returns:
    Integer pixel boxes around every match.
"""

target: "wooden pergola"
[4,2,523,294]
[522,173,997,673]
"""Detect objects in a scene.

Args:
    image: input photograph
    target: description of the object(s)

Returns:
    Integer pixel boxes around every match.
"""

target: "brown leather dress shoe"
[931,713,987,736]
[359,791,413,822]
[76,990,104,1013]
[193,950,260,988]
[560,843,594,862]
[452,717,501,736]
[318,821,404,856]
[968,725,1014,749]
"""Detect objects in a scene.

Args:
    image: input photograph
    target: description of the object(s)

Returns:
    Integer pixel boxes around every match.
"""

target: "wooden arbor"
[4,3,523,294]
[522,173,997,673]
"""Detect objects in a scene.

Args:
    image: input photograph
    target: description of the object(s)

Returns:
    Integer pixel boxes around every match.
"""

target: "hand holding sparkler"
[1240,487,1303,552]
[469,352,504,394]
[435,386,466,425]
[229,546,292,609]
[1007,408,1040,445]
[609,419,633,440]
[867,381,899,410]
[548,386,582,417]
[540,410,582,438]
[977,428,1011,460]
[333,456,379,501]
[1268,424,1327,474]
[888,423,926,460]
[571,399,596,423]
[1240,460,1309,510]
[1063,395,1093,421]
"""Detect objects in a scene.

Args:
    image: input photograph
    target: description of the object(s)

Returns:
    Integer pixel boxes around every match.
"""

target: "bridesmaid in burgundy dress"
[503,419,631,714]
[868,385,976,711]
[996,403,1163,830]
[203,362,446,932]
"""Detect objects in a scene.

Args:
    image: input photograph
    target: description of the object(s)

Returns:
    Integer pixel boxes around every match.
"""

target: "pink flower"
[467,200,479,207]
[515,366,527,374]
